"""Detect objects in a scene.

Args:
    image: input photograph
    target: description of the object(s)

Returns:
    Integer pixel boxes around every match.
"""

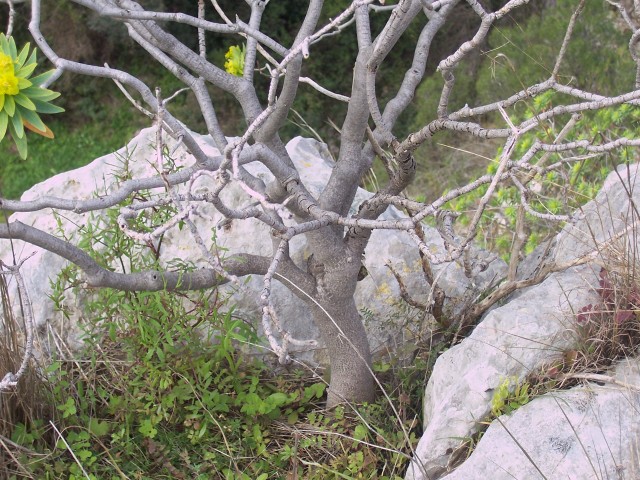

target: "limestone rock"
[405,265,600,480]
[406,164,640,479]
[0,127,504,362]
[441,357,640,480]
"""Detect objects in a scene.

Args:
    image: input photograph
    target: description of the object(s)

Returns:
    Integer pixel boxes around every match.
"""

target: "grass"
[0,291,434,479]
[0,162,442,479]
[0,44,218,202]
[0,98,145,201]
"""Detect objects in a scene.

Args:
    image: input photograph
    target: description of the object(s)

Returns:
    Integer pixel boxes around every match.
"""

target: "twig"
[560,372,640,391]
[0,256,36,391]
[49,421,92,480]
[5,0,15,36]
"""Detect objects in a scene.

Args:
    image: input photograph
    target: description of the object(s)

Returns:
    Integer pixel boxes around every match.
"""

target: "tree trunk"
[307,247,375,407]
[311,298,374,408]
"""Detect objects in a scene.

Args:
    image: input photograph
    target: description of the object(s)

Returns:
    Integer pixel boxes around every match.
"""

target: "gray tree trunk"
[306,243,375,406]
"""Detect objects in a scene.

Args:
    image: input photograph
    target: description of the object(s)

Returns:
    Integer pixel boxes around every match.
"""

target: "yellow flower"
[0,53,12,70]
[224,45,245,77]
[0,34,64,159]
[0,52,17,95]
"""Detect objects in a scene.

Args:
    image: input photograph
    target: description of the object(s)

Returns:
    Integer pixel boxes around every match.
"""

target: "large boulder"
[405,163,640,479]
[439,357,640,480]
[405,265,600,480]
[0,127,504,363]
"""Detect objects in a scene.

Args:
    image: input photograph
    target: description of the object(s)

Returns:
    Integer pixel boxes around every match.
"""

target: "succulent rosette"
[0,33,63,159]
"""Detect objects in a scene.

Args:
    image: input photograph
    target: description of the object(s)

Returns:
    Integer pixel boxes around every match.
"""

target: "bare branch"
[552,0,585,79]
[0,257,35,391]
[5,0,15,36]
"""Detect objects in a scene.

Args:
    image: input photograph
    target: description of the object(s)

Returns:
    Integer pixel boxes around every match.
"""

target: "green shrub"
[411,1,640,260]
[4,149,425,479]
[490,377,530,418]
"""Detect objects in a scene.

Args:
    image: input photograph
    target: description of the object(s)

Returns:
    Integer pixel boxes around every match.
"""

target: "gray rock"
[406,164,640,479]
[554,163,640,265]
[405,265,600,480]
[0,127,505,363]
[441,357,640,480]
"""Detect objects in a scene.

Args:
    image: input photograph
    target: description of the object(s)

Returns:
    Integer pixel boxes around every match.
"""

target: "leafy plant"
[490,377,531,418]
[452,376,532,468]
[446,96,637,261]
[577,267,640,326]
[0,34,63,159]
[412,0,638,262]
[3,153,425,478]
[564,265,640,378]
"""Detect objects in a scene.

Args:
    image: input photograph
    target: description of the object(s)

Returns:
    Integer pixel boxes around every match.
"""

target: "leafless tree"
[1,0,640,407]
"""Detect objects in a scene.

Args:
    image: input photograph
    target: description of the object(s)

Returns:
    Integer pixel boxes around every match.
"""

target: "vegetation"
[489,377,531,419]
[0,153,436,478]
[1,307,431,478]
[0,0,525,198]
[0,202,432,478]
[1,0,640,478]
[412,0,640,258]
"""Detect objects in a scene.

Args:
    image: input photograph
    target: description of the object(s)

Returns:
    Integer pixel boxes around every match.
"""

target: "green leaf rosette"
[0,34,64,159]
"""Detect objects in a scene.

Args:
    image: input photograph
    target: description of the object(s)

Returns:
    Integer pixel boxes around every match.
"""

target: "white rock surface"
[405,265,600,479]
[441,357,640,480]
[406,164,640,479]
[0,127,504,362]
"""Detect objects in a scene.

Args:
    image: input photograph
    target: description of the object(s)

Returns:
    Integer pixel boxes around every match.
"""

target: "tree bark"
[311,294,374,408]
[305,240,375,407]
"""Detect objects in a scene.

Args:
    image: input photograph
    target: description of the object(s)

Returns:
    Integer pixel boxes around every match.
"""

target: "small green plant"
[490,377,531,418]
[451,376,532,469]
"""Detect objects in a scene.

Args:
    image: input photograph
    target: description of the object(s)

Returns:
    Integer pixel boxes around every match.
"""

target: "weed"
[0,270,54,479]
[490,377,531,418]
[0,153,428,478]
[449,376,532,470]
[534,262,640,391]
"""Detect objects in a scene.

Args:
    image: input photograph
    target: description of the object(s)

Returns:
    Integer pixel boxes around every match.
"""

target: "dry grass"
[526,175,640,399]
[0,274,54,479]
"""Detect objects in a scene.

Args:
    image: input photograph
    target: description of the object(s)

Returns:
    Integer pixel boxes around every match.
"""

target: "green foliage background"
[0,0,480,198]
[0,0,634,261]
[406,0,640,259]
[410,0,635,197]
[0,1,623,200]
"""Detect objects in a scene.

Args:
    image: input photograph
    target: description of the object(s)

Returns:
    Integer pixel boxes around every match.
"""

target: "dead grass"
[537,178,640,391]
[0,273,54,479]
